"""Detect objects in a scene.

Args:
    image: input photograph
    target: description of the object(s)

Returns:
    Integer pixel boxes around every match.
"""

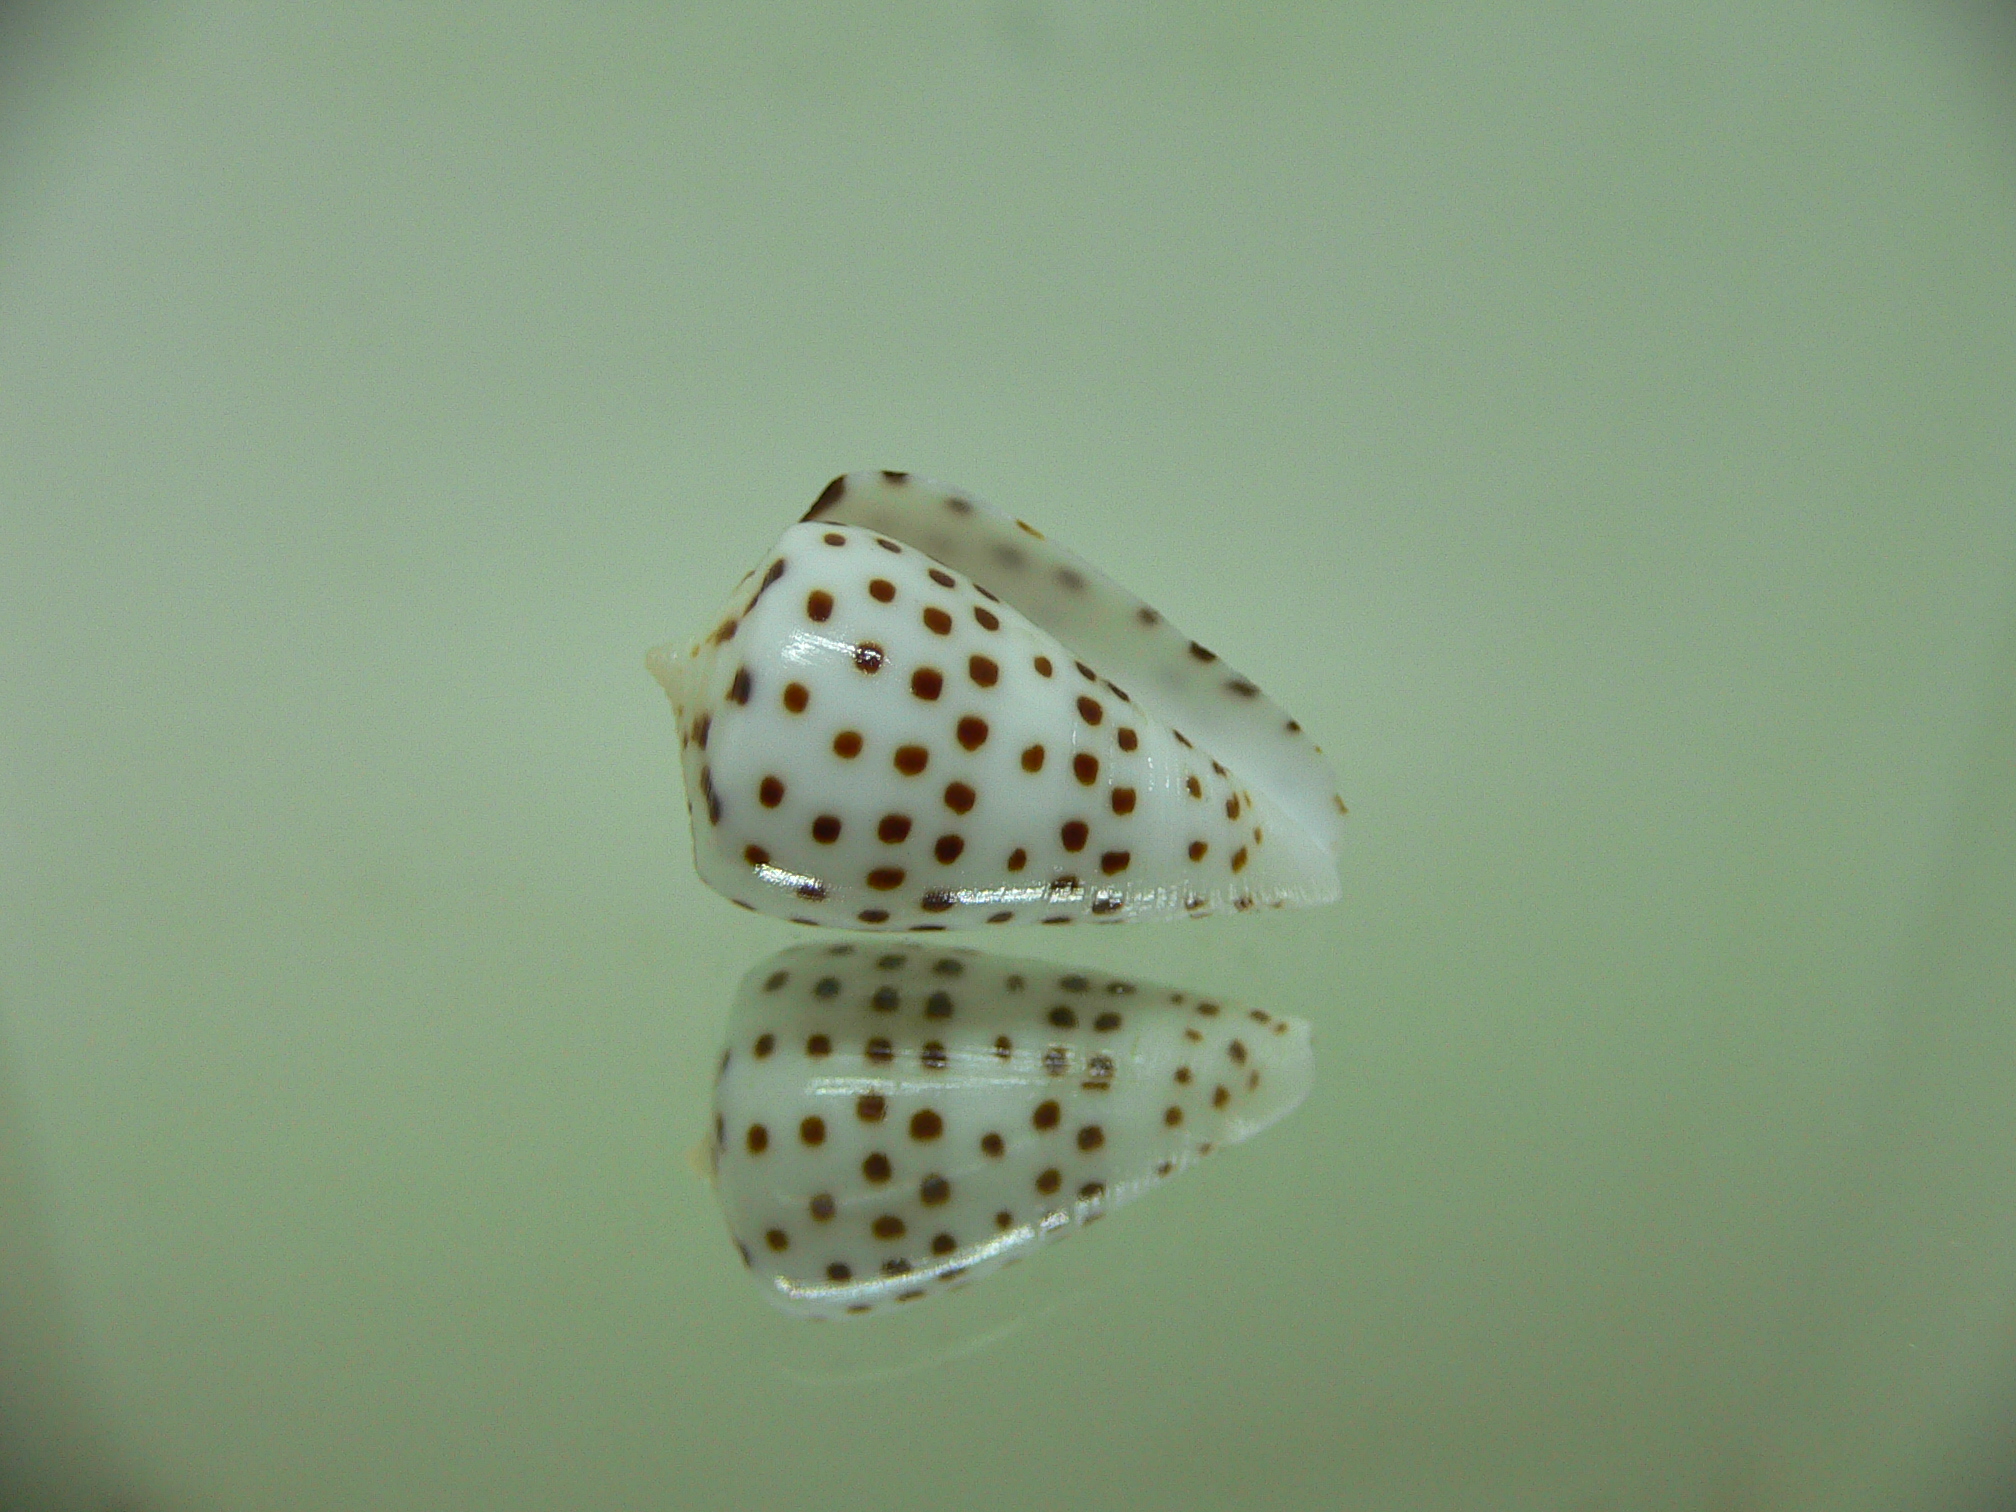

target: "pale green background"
[4,3,2016,1510]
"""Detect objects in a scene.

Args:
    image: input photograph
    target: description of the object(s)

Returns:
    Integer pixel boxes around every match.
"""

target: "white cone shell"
[706,943,1315,1319]
[650,472,1346,930]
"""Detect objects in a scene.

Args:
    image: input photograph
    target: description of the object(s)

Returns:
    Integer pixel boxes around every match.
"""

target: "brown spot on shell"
[1060,821,1089,852]
[1116,727,1138,752]
[858,1095,888,1123]
[743,844,770,866]
[957,717,988,750]
[745,1124,769,1153]
[911,667,943,700]
[1099,851,1130,875]
[893,745,929,775]
[1007,848,1027,871]
[1188,642,1217,662]
[800,1116,826,1146]
[854,642,884,672]
[1111,787,1136,815]
[1033,656,1053,677]
[943,781,976,813]
[974,606,1000,631]
[872,1215,906,1240]
[969,654,999,686]
[909,1108,943,1140]
[807,590,834,622]
[868,577,896,603]
[1021,744,1046,773]
[1076,696,1103,725]
[934,834,964,864]
[867,867,906,890]
[1073,753,1099,785]
[782,681,809,713]
[807,476,847,518]
[759,776,785,807]
[877,814,911,843]
[833,730,863,758]
[922,606,953,636]
[811,815,842,843]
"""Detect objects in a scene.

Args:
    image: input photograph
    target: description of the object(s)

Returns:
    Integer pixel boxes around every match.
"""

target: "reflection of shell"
[648,471,1347,929]
[708,943,1315,1319]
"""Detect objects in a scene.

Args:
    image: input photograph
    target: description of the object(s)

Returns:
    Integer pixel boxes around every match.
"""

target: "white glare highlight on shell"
[707,943,1315,1319]
[648,471,1347,929]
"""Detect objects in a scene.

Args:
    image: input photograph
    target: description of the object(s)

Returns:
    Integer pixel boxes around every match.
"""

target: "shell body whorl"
[652,473,1346,929]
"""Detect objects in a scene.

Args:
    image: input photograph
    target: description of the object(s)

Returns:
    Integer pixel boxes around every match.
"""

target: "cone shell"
[650,471,1346,929]
[706,943,1315,1319]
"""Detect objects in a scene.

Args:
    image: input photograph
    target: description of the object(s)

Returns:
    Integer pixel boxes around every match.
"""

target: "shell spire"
[707,944,1315,1319]
[650,471,1346,929]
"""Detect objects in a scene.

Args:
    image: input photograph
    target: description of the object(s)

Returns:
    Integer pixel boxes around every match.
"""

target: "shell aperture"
[706,943,1315,1319]
[649,472,1346,929]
